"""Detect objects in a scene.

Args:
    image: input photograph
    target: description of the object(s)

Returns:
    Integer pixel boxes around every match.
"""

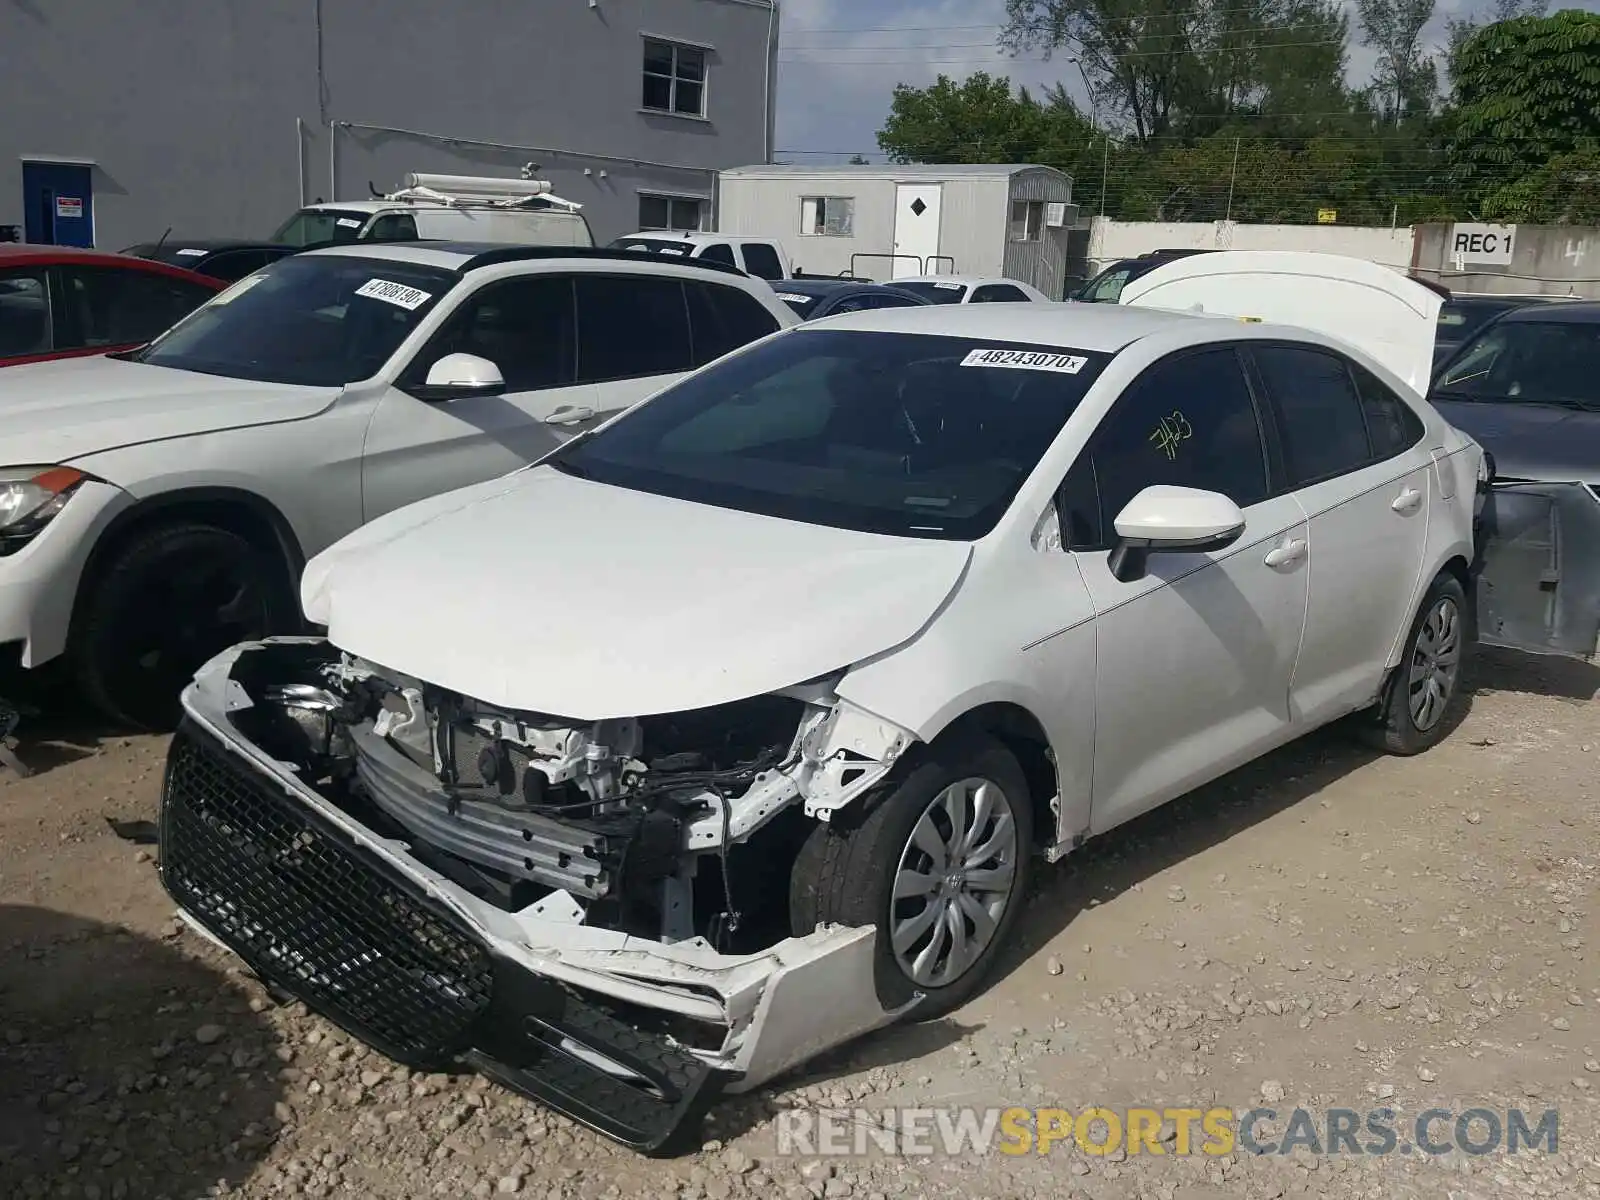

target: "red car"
[0,244,226,368]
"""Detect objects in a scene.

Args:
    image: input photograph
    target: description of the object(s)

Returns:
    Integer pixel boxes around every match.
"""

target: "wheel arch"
[923,700,1061,853]
[70,486,307,636]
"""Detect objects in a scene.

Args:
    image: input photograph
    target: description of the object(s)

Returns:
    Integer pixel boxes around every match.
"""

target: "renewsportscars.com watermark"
[775,1106,1560,1158]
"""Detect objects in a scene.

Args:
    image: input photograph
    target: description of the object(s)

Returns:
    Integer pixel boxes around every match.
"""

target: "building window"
[800,196,855,237]
[639,193,705,232]
[1009,200,1044,242]
[643,38,707,117]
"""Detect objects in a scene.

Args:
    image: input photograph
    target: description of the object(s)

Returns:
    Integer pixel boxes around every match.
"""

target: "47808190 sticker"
[353,278,434,311]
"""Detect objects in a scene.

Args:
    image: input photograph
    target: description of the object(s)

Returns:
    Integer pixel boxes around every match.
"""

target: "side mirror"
[412,352,505,402]
[1107,484,1246,583]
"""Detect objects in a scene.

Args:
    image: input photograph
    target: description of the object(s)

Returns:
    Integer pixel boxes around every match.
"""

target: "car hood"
[301,466,973,719]
[1432,397,1600,484]
[0,355,339,467]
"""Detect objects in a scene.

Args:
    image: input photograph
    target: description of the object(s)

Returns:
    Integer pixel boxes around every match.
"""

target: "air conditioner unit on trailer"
[1045,202,1078,228]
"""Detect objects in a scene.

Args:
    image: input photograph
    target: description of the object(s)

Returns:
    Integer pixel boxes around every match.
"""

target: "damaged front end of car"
[157,637,920,1152]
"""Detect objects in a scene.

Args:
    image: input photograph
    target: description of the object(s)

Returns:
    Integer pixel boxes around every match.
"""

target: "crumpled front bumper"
[158,642,903,1152]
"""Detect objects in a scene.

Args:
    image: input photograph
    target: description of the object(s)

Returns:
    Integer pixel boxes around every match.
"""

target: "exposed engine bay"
[226,640,908,954]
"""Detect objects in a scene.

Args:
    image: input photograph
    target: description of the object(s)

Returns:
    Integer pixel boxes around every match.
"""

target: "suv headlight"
[0,466,89,555]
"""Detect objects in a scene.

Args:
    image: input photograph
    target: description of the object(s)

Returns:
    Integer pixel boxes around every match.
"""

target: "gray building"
[1,0,778,250]
[716,164,1078,297]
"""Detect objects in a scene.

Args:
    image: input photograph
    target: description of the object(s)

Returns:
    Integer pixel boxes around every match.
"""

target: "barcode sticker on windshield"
[176,248,207,256]
[934,281,963,290]
[336,218,363,229]
[960,348,1087,373]
[354,278,433,310]
[775,292,812,304]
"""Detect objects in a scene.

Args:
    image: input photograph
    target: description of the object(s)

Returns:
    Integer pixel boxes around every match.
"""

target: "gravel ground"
[2,647,1598,1199]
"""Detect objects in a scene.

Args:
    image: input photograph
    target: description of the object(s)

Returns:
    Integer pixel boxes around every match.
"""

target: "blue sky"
[769,0,1503,162]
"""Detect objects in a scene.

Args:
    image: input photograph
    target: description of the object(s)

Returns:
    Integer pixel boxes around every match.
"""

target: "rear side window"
[1352,363,1424,458]
[740,243,785,281]
[685,281,780,366]
[1251,345,1371,485]
[575,275,693,382]
[1061,347,1268,549]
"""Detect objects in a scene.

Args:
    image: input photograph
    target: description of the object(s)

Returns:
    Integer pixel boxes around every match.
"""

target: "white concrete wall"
[1087,218,1414,271]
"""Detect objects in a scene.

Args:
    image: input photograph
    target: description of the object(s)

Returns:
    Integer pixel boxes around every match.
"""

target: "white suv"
[0,243,795,727]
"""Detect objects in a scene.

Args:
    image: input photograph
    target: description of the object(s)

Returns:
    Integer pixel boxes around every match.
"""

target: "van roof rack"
[385,172,585,213]
[441,244,752,277]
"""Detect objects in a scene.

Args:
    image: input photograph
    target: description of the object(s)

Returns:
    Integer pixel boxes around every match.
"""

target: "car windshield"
[549,328,1111,540]
[774,289,818,314]
[133,254,457,386]
[1433,319,1600,410]
[271,209,371,247]
[894,281,968,305]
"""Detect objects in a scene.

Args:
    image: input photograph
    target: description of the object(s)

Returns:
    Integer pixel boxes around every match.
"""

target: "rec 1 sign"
[1449,223,1517,266]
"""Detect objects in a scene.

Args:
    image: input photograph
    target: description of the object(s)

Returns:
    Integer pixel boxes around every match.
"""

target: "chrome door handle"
[545,404,597,426]
[1263,538,1307,567]
[1391,487,1423,513]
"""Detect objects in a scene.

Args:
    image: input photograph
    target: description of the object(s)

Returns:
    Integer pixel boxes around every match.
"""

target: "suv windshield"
[271,209,371,247]
[550,328,1110,540]
[894,281,968,305]
[135,254,457,386]
[1434,319,1600,410]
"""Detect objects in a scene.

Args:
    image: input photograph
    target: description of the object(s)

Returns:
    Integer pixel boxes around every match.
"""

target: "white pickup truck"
[608,232,792,281]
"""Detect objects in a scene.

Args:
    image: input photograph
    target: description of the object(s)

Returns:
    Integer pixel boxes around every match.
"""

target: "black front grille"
[159,722,494,1065]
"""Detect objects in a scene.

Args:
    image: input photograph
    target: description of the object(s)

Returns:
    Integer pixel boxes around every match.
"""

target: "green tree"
[875,72,1094,164]
[1446,10,1600,206]
[999,0,1351,142]
[1355,0,1439,122]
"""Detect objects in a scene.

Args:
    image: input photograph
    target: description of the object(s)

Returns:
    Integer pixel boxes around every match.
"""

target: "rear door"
[1475,482,1600,659]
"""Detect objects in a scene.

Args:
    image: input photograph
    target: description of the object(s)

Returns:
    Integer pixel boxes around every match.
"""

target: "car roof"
[127,239,292,255]
[614,232,774,246]
[895,275,1000,287]
[778,278,883,296]
[802,298,1195,351]
[0,243,173,266]
[299,240,756,279]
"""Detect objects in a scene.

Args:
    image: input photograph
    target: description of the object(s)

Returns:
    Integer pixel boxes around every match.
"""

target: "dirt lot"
[2,648,1598,1200]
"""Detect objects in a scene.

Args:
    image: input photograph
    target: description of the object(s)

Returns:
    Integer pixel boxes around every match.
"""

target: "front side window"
[1434,319,1600,410]
[685,281,780,365]
[61,267,218,348]
[574,274,693,382]
[1008,200,1044,243]
[418,275,576,392]
[135,254,456,386]
[366,213,419,242]
[636,195,704,233]
[550,328,1111,540]
[1082,266,1132,303]
[270,208,371,248]
[0,269,51,357]
[971,284,1029,304]
[698,243,736,266]
[739,243,785,281]
[1062,347,1268,550]
[800,196,855,237]
[1251,344,1371,485]
[642,38,707,116]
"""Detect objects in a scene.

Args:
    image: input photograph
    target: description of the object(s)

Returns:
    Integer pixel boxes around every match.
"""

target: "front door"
[1476,482,1600,660]
[22,161,94,247]
[1059,345,1310,833]
[892,183,941,279]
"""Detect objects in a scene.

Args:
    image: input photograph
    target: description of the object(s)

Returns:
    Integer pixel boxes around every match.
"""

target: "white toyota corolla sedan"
[155,256,1487,1150]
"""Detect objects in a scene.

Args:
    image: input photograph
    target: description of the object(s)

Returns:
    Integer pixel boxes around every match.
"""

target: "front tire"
[1363,572,1470,756]
[789,735,1033,1018]
[73,522,295,730]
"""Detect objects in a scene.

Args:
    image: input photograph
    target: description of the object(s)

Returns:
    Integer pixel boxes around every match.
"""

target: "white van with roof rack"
[608,231,791,281]
[273,173,594,250]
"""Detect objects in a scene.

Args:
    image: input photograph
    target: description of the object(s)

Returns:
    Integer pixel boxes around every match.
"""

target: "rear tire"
[1361,572,1470,756]
[73,522,296,731]
[789,734,1033,1019]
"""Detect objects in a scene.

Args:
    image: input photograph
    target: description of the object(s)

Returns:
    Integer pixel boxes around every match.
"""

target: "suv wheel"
[73,522,295,730]
[790,734,1033,1018]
